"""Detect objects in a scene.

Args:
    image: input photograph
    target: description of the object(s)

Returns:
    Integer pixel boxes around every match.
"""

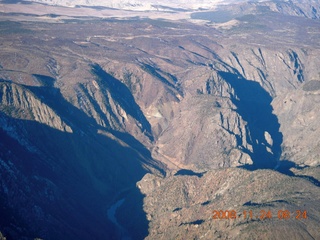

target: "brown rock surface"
[139,167,320,240]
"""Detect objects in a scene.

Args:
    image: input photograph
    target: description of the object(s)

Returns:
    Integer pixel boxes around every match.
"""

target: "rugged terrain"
[0,0,320,239]
[139,167,320,239]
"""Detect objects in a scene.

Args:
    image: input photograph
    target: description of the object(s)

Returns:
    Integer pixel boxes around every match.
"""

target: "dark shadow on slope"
[26,82,152,167]
[0,80,161,239]
[243,201,274,207]
[275,159,301,176]
[91,63,154,141]
[0,117,150,240]
[0,115,118,240]
[218,72,320,188]
[174,169,205,177]
[201,200,211,206]
[179,219,205,226]
[24,82,164,175]
[276,160,320,187]
[116,189,149,240]
[219,71,283,170]
[32,74,55,88]
[295,174,320,187]
[173,207,182,212]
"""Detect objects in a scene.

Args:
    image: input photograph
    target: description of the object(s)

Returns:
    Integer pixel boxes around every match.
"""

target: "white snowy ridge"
[21,0,245,10]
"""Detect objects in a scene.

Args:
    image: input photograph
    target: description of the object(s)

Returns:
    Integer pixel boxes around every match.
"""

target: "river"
[107,198,132,240]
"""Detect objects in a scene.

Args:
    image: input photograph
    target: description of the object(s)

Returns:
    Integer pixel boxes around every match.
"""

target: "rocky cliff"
[0,0,320,239]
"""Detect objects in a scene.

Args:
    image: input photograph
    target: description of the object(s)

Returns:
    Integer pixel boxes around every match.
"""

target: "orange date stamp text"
[212,210,307,220]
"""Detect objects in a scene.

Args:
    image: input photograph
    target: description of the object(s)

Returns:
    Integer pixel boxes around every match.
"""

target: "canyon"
[0,0,320,239]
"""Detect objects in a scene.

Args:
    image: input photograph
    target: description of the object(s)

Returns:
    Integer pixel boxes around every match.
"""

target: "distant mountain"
[1,0,253,10]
